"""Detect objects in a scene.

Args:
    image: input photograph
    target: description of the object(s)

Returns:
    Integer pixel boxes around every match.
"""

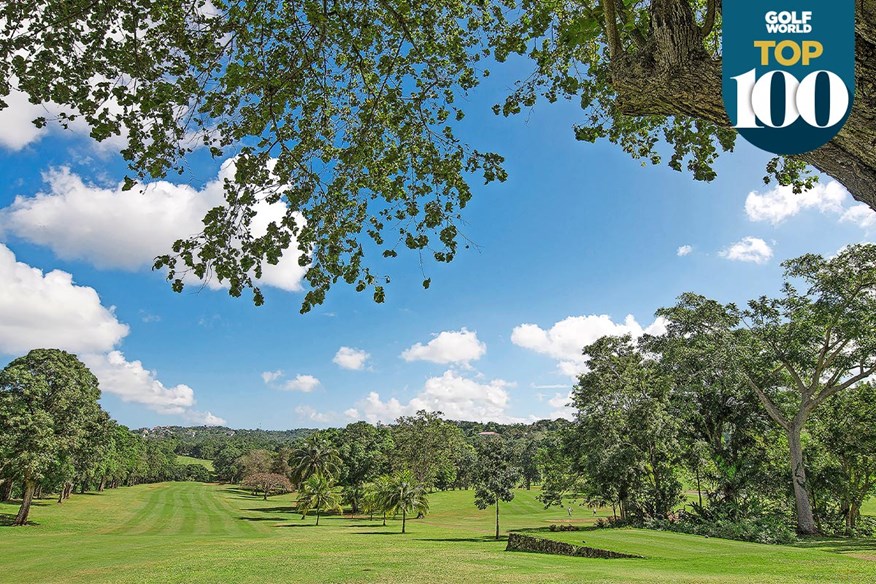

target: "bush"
[642,512,797,545]
[549,524,580,532]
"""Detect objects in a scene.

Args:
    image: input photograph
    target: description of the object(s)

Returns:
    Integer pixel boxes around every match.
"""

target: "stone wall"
[505,533,643,559]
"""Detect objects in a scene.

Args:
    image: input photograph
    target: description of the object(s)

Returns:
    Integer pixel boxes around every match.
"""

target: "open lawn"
[175,455,215,472]
[1,483,874,583]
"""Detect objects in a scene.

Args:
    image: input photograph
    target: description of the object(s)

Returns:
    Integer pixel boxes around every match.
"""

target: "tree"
[809,383,876,533]
[383,470,429,534]
[296,474,342,526]
[238,449,274,478]
[568,335,682,521]
[241,472,293,500]
[363,474,394,526]
[8,2,871,311]
[392,411,464,489]
[290,435,342,485]
[728,244,876,535]
[0,349,102,525]
[473,435,519,539]
[652,294,778,511]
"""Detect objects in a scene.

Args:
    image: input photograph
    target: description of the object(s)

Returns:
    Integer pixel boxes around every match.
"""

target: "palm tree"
[363,475,394,526]
[290,435,341,485]
[296,474,342,526]
[384,470,429,534]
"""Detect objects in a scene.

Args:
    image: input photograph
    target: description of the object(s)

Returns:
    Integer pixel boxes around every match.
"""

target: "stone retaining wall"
[505,533,643,559]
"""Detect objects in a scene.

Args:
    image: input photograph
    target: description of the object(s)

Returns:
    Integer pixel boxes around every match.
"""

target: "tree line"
[0,350,210,525]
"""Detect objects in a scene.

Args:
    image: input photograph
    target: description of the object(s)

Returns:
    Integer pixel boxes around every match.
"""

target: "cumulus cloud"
[677,245,693,257]
[0,159,307,291]
[719,236,773,264]
[261,370,283,384]
[400,328,486,366]
[0,89,48,151]
[184,410,227,427]
[840,204,876,229]
[294,405,333,423]
[511,314,667,378]
[0,243,129,355]
[333,346,370,370]
[82,351,194,415]
[0,244,224,423]
[745,181,848,224]
[283,374,321,393]
[348,370,519,423]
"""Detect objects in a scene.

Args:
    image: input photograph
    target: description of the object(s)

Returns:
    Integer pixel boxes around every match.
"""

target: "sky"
[0,62,873,430]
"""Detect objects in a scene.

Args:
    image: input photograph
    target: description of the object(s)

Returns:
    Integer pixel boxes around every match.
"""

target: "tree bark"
[98,478,105,492]
[787,424,818,535]
[1,479,13,502]
[495,499,500,540]
[610,0,876,211]
[13,480,35,526]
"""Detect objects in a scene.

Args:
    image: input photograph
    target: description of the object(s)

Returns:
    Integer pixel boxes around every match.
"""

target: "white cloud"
[840,204,876,229]
[677,245,693,257]
[294,405,333,423]
[82,351,195,415]
[350,370,520,423]
[333,346,370,370]
[0,159,307,292]
[0,243,129,355]
[400,328,486,366]
[745,181,848,224]
[0,243,224,423]
[0,89,48,150]
[184,410,227,426]
[261,370,283,384]
[282,374,321,393]
[511,314,667,378]
[547,392,575,421]
[719,236,773,264]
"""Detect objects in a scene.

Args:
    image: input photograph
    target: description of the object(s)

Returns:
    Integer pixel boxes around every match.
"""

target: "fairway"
[1,483,874,583]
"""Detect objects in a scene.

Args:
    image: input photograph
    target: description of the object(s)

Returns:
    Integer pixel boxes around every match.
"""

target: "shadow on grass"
[0,514,38,527]
[276,523,319,528]
[794,537,876,554]
[243,506,297,514]
[238,516,290,522]
[417,536,505,543]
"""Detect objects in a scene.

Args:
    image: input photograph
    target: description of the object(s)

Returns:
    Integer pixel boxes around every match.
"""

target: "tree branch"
[600,0,623,59]
[700,0,717,38]
[743,375,790,432]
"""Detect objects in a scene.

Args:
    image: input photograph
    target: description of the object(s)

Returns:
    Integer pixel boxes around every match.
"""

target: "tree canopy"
[3,1,873,310]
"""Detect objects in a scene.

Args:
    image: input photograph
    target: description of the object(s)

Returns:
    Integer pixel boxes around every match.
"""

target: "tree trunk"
[788,425,818,535]
[495,499,500,540]
[695,465,702,508]
[382,511,386,526]
[316,507,320,526]
[0,479,12,502]
[13,480,35,526]
[402,509,406,534]
[609,0,876,211]
[98,478,105,492]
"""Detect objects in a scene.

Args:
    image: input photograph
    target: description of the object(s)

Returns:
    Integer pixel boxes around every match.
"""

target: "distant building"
[478,431,499,436]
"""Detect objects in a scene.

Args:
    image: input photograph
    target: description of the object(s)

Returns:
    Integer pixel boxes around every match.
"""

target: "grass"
[175,455,215,472]
[0,483,873,583]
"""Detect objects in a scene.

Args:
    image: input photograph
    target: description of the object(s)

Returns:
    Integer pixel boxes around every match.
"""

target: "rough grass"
[175,455,215,472]
[0,483,873,583]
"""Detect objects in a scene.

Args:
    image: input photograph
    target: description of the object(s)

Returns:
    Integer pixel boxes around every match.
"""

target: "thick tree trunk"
[788,425,818,535]
[1,479,13,502]
[13,480,35,526]
[98,478,105,492]
[610,0,876,211]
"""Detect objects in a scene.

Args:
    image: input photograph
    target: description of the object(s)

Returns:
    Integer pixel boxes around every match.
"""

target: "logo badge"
[722,2,855,155]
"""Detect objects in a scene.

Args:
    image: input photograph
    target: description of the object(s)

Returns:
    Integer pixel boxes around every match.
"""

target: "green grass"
[175,455,215,471]
[0,483,873,583]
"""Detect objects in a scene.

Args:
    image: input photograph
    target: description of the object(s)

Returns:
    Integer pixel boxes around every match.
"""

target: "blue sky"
[0,64,873,430]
